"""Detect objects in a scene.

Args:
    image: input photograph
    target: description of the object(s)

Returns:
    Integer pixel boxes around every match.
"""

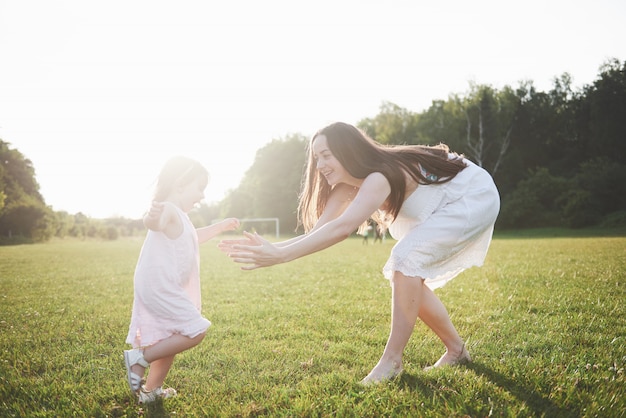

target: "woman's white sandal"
[124,349,149,393]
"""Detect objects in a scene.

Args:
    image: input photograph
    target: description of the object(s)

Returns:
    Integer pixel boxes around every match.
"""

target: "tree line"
[1,58,625,243]
[216,58,626,234]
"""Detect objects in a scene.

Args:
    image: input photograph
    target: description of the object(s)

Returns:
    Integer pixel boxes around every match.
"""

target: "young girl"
[221,122,500,384]
[124,156,239,403]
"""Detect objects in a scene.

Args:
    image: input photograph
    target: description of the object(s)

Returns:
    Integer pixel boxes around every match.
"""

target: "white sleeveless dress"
[382,158,500,290]
[126,206,210,348]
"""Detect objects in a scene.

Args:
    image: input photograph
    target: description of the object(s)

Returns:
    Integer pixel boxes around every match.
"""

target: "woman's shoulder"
[360,172,392,197]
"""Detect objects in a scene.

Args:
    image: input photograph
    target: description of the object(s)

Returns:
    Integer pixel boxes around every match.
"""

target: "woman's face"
[312,135,350,186]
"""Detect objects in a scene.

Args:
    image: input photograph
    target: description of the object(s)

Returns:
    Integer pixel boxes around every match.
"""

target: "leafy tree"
[216,59,625,231]
[497,168,571,228]
[0,140,53,242]
[54,211,74,237]
[220,134,308,234]
[578,58,626,163]
[68,212,89,238]
[193,203,223,228]
[411,84,520,190]
[100,216,145,239]
[562,157,626,228]
[220,188,254,221]
[358,101,421,145]
[415,98,466,148]
[455,84,519,175]
[489,77,575,199]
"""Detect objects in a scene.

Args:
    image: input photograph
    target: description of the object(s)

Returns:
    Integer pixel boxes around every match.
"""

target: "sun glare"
[1,1,625,218]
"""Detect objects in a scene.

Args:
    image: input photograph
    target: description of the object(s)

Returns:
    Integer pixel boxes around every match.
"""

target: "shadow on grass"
[142,399,172,418]
[466,362,578,418]
[115,395,172,418]
[396,362,577,417]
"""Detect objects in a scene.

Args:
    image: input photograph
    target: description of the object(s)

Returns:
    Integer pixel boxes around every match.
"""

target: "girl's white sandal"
[124,349,149,393]
[138,386,177,404]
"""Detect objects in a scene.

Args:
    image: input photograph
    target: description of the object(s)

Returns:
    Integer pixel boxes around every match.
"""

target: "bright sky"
[1,0,624,219]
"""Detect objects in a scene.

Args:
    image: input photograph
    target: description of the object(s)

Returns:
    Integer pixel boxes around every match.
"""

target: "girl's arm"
[196,218,240,244]
[229,173,391,270]
[143,201,183,239]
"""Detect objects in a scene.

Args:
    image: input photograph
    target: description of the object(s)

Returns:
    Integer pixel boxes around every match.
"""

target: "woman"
[220,122,500,384]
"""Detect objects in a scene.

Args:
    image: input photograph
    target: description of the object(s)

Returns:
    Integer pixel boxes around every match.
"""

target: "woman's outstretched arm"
[225,173,390,270]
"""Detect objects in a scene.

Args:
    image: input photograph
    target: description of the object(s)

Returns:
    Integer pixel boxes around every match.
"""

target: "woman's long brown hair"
[297,122,467,233]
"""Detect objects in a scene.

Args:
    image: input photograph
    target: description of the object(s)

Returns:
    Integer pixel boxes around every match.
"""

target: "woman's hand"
[219,231,284,270]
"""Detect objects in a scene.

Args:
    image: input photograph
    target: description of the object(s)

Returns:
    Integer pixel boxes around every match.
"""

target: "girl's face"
[178,177,206,213]
[312,135,351,186]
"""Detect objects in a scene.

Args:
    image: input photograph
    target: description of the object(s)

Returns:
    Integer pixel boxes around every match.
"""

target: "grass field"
[0,231,624,417]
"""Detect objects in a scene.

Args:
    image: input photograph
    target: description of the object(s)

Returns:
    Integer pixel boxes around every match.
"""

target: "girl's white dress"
[126,206,210,348]
[383,158,500,289]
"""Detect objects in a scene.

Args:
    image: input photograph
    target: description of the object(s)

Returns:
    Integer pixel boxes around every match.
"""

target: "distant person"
[124,156,239,403]
[373,221,384,244]
[361,222,372,244]
[220,122,499,384]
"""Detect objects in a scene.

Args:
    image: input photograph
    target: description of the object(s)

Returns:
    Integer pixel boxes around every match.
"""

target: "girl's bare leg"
[130,332,206,387]
[361,272,424,384]
[418,286,470,369]
[144,356,175,390]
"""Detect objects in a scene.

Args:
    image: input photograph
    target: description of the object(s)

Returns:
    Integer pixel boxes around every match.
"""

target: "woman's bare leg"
[361,272,424,384]
[418,286,470,369]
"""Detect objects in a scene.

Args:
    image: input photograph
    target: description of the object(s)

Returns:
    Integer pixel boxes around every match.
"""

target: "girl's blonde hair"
[154,156,209,201]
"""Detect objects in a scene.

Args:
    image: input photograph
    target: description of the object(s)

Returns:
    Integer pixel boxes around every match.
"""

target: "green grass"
[0,231,624,417]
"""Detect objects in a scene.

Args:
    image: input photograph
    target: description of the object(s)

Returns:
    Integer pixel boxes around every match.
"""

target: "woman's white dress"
[126,206,210,348]
[383,158,500,289]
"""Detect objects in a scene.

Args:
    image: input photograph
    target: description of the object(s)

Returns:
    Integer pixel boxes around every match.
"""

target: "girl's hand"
[145,200,163,219]
[144,201,182,238]
[221,231,283,270]
[144,201,166,231]
[220,217,241,232]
